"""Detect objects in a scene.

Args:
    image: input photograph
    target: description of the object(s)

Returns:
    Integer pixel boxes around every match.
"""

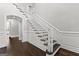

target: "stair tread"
[44,43,48,46]
[44,40,57,46]
[53,40,56,43]
[35,32,47,34]
[38,34,48,37]
[40,39,46,41]
[40,38,48,41]
[53,43,60,53]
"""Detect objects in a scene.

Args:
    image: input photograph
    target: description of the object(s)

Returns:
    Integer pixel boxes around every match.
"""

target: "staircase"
[13,3,61,56]
[27,19,61,55]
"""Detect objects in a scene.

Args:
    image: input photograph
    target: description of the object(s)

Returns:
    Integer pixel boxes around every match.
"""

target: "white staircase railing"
[27,19,47,51]
[27,17,61,55]
[13,3,61,56]
[33,14,61,55]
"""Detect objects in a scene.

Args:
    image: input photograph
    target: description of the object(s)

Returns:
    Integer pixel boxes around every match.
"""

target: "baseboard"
[61,44,79,54]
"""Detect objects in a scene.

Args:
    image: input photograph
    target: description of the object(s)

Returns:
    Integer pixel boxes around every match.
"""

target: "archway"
[6,15,23,40]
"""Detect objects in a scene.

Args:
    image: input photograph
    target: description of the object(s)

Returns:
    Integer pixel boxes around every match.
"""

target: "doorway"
[6,15,23,42]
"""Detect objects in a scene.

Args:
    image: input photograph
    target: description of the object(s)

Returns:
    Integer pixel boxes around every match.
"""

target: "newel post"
[46,29,53,54]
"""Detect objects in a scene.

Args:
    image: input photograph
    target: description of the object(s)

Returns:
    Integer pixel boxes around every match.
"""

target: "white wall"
[36,3,79,32]
[35,3,79,53]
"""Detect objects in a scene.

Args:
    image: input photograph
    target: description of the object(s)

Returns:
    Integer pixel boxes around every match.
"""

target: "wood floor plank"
[55,48,79,56]
[7,37,46,56]
[1,37,79,56]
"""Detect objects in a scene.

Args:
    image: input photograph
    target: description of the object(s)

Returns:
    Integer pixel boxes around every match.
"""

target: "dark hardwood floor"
[55,48,79,56]
[7,37,46,56]
[0,47,7,54]
[0,37,79,56]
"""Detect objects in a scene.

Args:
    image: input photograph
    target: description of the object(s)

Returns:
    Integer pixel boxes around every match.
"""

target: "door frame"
[5,14,23,41]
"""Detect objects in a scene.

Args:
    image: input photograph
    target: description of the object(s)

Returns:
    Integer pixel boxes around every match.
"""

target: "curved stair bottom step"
[53,44,60,52]
[46,43,61,55]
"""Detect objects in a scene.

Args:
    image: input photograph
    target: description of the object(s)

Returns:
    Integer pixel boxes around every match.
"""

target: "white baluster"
[47,29,53,54]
